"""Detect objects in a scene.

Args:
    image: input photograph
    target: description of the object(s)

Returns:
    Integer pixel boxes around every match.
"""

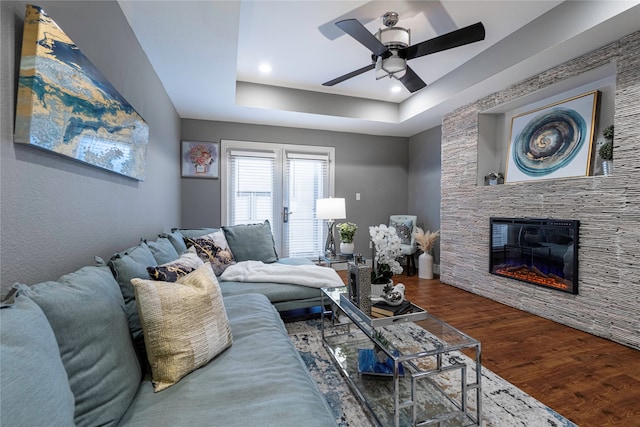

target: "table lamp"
[316,197,346,257]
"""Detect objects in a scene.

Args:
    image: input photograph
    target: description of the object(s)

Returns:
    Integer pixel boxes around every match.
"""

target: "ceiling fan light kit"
[374,18,410,81]
[375,52,406,80]
[323,11,485,94]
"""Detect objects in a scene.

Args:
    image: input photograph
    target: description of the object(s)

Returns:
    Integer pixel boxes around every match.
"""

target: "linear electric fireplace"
[490,217,579,294]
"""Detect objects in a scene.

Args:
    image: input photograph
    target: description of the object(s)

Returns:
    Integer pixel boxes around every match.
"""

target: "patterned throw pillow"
[146,247,204,282]
[390,219,413,245]
[184,230,235,276]
[131,263,233,392]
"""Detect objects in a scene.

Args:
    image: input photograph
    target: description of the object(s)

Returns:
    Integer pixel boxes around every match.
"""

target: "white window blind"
[285,153,329,258]
[228,152,275,226]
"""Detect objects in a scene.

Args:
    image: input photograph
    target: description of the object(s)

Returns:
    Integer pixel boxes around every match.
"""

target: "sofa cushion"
[108,241,156,346]
[146,247,204,282]
[171,227,219,238]
[159,231,188,254]
[131,263,233,392]
[147,237,180,265]
[222,220,278,263]
[16,266,141,427]
[184,230,236,275]
[117,294,337,427]
[1,292,75,427]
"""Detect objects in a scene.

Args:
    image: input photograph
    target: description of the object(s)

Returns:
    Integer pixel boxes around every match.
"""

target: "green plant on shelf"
[599,125,614,161]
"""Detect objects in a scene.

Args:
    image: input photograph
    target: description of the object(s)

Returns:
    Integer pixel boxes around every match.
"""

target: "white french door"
[221,140,335,258]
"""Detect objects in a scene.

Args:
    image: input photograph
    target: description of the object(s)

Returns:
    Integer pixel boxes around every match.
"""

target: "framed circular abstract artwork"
[505,90,599,183]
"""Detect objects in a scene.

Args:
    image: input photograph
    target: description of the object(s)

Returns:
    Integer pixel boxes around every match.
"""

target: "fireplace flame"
[495,264,572,290]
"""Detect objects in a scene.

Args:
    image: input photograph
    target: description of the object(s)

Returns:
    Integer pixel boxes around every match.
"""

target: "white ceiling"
[118,1,640,137]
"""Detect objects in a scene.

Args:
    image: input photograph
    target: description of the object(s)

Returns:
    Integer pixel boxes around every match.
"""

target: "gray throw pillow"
[16,266,141,427]
[171,227,219,238]
[1,292,75,427]
[159,231,188,254]
[108,242,156,342]
[147,237,180,265]
[222,220,278,263]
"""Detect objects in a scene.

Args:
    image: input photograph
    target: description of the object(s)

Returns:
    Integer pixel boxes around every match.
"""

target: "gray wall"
[440,31,640,350]
[181,119,409,257]
[1,1,181,292]
[409,126,442,264]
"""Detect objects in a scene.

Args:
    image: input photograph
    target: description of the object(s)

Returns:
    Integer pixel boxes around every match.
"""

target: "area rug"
[286,318,578,427]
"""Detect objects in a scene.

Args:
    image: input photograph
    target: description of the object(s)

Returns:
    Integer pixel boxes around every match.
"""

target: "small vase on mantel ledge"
[599,125,614,176]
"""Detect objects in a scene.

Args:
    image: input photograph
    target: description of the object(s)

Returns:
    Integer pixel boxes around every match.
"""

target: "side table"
[318,254,354,268]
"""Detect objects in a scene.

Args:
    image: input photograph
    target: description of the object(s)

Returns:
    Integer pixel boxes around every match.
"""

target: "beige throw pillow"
[131,263,233,392]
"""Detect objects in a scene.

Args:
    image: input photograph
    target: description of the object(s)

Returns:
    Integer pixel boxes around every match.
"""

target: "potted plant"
[599,125,614,176]
[413,228,440,279]
[369,224,403,296]
[337,222,357,254]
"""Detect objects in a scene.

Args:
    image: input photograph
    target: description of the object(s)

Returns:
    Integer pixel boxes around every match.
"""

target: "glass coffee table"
[321,286,482,427]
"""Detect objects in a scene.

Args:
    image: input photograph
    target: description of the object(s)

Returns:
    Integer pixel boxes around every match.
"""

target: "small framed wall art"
[181,141,219,178]
[505,90,599,183]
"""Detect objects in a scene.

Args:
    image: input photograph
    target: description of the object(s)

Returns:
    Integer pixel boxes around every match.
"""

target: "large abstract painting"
[14,4,149,180]
[505,91,599,183]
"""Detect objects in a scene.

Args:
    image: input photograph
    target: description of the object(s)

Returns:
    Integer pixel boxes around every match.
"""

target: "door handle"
[284,207,293,223]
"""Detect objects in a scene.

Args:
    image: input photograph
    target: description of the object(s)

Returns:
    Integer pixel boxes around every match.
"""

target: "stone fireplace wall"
[440,31,640,350]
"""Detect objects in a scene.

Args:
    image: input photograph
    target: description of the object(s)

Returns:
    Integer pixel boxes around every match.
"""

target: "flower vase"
[602,160,612,176]
[340,242,354,255]
[371,279,392,298]
[418,252,433,279]
[195,164,207,175]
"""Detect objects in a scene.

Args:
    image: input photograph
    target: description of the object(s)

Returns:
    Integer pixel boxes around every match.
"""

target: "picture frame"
[14,5,149,181]
[181,141,219,179]
[505,90,599,183]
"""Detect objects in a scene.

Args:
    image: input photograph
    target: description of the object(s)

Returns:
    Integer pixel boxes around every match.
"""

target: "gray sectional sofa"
[1,222,341,427]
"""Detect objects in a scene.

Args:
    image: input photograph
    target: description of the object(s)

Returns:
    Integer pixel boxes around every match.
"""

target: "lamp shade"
[316,198,346,220]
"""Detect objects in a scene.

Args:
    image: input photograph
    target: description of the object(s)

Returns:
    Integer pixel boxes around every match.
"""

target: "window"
[221,140,335,258]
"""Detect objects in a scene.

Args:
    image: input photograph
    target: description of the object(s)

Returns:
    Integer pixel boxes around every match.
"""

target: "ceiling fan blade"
[335,19,389,57]
[398,66,427,93]
[323,63,376,86]
[403,22,485,60]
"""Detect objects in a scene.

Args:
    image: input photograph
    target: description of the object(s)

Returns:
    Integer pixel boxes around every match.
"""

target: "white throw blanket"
[219,260,344,289]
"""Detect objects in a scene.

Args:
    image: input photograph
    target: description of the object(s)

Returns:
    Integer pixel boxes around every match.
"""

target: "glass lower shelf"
[324,329,478,427]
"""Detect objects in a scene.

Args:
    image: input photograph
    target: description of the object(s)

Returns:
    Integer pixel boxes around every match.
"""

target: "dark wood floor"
[337,271,640,427]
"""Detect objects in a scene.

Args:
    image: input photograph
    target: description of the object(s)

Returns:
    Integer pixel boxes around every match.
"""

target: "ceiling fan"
[322,12,486,93]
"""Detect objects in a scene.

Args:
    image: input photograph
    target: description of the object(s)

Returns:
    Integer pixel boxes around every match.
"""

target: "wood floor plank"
[338,271,640,426]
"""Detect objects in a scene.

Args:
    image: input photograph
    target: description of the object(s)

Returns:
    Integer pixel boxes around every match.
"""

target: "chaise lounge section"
[1,221,342,427]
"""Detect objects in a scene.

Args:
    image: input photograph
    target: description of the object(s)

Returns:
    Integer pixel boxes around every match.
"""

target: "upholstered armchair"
[389,215,418,276]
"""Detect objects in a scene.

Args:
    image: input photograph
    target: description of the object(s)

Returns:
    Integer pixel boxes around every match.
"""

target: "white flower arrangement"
[369,224,403,283]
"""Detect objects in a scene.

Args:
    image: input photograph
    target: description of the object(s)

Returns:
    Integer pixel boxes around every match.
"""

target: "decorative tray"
[339,293,428,327]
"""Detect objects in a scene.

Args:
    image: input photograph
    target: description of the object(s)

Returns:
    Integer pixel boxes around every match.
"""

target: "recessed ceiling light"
[258,63,272,74]
[391,85,402,93]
